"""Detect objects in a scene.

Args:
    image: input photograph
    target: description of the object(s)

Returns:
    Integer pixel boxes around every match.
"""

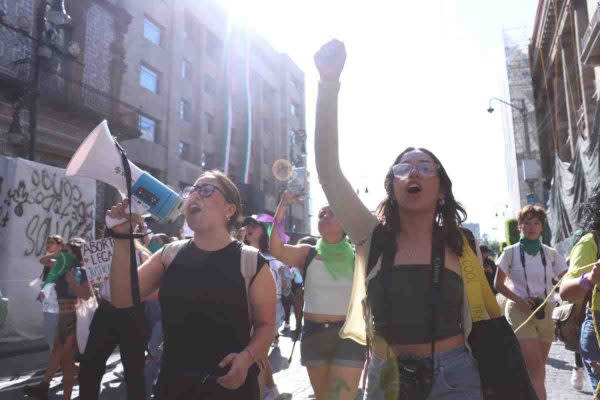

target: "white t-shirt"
[496,243,568,298]
[41,283,59,314]
[269,259,284,299]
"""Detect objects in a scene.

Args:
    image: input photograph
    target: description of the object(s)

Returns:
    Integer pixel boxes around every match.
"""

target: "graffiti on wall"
[0,167,94,257]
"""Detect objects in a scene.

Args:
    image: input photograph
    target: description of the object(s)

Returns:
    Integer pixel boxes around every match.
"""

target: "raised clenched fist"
[314,39,346,82]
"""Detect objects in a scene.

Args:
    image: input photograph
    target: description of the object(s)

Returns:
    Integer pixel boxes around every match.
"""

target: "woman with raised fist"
[313,39,483,400]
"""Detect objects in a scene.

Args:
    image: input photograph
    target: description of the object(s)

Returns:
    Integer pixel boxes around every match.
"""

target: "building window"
[139,65,158,93]
[143,17,161,45]
[184,14,194,40]
[204,75,216,95]
[290,103,298,116]
[181,60,191,80]
[205,113,214,135]
[180,99,191,121]
[178,141,190,161]
[138,114,157,142]
[205,153,217,169]
[290,77,300,90]
[206,31,221,60]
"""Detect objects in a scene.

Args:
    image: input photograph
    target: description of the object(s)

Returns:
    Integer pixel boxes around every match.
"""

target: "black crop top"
[368,265,463,345]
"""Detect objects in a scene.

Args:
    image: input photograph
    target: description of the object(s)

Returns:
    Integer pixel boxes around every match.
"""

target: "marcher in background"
[78,239,151,400]
[291,236,318,334]
[480,245,497,294]
[25,238,91,400]
[281,264,294,331]
[107,170,275,400]
[560,188,600,393]
[495,205,568,400]
[38,235,64,351]
[241,215,282,400]
[270,192,365,400]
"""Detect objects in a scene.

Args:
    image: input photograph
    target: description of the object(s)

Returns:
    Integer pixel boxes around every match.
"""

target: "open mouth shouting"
[407,182,422,194]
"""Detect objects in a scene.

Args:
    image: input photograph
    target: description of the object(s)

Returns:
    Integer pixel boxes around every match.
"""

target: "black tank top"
[368,265,463,344]
[158,240,265,398]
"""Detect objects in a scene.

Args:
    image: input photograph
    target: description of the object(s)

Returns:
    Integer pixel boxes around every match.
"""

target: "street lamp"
[0,98,28,146]
[487,97,538,204]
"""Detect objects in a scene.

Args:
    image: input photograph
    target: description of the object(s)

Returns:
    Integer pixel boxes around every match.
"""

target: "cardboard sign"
[82,238,114,285]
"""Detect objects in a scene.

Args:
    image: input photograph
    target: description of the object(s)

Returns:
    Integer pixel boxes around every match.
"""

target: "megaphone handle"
[105,215,128,229]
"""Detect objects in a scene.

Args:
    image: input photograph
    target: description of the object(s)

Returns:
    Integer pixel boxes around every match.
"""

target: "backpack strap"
[240,245,259,327]
[160,239,191,271]
[302,246,318,282]
[506,246,514,277]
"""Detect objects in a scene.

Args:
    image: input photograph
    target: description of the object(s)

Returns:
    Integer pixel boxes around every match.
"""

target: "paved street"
[0,328,594,399]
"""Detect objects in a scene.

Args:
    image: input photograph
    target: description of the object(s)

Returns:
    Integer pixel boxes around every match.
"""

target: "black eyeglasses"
[181,183,226,200]
[392,161,439,178]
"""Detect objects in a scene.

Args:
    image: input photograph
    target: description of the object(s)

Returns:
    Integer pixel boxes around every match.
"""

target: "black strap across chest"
[381,228,445,371]
[518,244,547,298]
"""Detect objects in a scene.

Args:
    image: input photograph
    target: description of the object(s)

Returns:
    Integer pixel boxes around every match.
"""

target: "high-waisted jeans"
[364,346,482,400]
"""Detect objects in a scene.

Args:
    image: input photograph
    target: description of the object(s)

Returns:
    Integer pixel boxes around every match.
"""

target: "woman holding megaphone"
[105,170,276,400]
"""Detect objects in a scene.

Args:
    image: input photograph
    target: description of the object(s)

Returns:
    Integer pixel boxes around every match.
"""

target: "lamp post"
[487,97,537,204]
[29,0,74,161]
[0,0,75,160]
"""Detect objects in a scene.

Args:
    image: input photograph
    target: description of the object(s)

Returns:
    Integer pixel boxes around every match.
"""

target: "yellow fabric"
[339,232,498,346]
[565,233,598,280]
[459,234,501,321]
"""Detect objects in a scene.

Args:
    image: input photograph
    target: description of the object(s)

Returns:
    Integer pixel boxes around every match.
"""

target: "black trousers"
[282,293,293,324]
[79,302,146,400]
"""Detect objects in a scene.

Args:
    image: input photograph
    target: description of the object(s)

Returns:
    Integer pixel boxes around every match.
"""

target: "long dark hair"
[580,185,600,234]
[375,147,467,256]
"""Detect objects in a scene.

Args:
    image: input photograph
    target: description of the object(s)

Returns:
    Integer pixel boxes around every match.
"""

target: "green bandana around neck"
[519,236,541,256]
[315,238,355,280]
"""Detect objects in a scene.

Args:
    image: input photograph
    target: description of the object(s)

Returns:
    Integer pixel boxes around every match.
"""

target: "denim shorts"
[364,346,482,400]
[300,320,366,368]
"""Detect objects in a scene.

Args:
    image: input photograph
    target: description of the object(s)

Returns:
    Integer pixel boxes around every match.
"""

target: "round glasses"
[181,183,226,200]
[392,161,439,178]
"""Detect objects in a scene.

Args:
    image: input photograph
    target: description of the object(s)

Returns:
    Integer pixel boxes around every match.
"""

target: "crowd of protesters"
[21,38,600,400]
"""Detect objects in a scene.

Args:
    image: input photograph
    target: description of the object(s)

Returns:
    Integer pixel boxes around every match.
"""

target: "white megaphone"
[66,120,184,228]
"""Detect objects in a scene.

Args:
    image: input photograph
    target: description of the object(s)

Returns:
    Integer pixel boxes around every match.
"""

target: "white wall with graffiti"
[0,157,95,344]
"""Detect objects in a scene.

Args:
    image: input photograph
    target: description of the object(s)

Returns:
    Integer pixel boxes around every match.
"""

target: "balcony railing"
[36,68,143,140]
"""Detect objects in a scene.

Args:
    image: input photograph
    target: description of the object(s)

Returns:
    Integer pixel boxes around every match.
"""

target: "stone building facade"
[0,0,309,234]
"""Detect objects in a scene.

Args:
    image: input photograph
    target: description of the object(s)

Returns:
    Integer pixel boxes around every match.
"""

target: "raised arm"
[107,199,166,308]
[314,40,377,243]
[270,191,311,269]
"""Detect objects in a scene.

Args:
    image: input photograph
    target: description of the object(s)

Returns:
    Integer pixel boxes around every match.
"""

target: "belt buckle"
[323,323,330,328]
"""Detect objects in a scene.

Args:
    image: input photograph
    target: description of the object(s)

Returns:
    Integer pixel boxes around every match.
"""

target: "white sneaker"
[263,386,280,400]
[571,367,584,391]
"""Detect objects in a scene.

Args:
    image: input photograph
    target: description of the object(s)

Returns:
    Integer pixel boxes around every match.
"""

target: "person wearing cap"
[25,238,92,400]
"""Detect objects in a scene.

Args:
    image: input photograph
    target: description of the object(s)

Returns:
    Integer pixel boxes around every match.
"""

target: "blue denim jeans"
[364,346,482,400]
[580,308,600,391]
[43,312,58,350]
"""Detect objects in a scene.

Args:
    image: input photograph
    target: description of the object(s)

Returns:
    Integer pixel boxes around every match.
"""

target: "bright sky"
[217,0,539,241]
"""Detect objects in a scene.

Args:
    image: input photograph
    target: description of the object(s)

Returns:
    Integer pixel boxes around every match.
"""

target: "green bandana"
[315,238,355,280]
[519,236,541,256]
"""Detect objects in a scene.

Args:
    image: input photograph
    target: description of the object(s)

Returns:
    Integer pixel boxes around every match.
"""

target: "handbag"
[76,279,98,354]
[460,233,538,400]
